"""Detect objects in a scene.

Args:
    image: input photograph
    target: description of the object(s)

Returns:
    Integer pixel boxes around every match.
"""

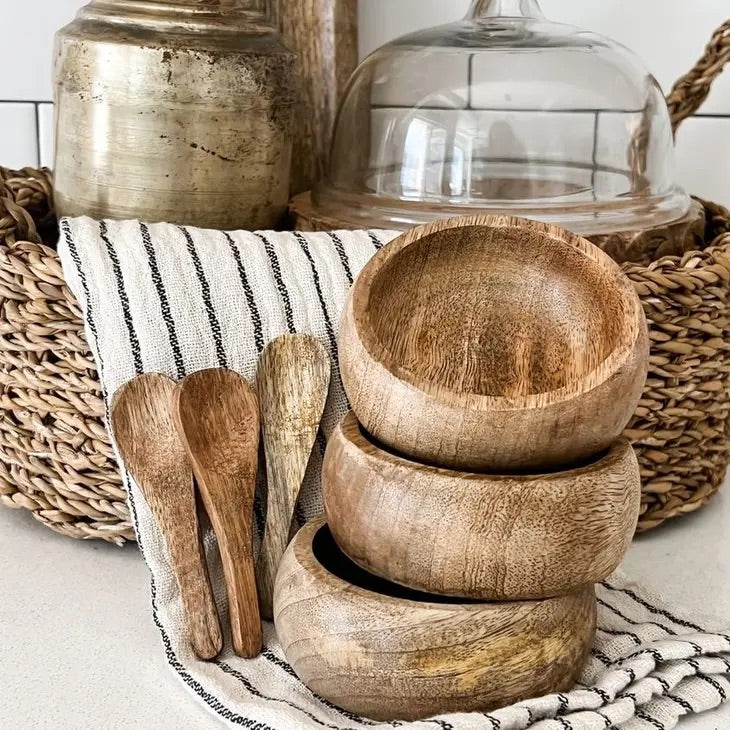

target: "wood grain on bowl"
[339,215,649,471]
[275,518,596,722]
[324,412,641,600]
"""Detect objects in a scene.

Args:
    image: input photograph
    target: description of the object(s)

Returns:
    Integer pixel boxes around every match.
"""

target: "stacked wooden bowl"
[274,216,649,722]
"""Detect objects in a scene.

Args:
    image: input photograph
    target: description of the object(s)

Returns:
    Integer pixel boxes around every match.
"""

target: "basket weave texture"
[0,170,132,543]
[1,21,730,544]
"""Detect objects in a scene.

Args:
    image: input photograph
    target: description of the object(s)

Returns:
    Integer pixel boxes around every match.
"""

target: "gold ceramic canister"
[53,0,298,230]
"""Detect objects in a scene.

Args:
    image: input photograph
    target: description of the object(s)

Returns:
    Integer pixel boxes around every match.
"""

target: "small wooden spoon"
[110,373,223,661]
[256,334,331,619]
[173,369,262,658]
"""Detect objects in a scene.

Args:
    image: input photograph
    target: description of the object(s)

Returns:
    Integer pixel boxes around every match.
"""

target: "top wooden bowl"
[339,215,649,471]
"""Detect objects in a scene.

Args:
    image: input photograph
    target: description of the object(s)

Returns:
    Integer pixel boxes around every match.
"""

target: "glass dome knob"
[467,0,544,18]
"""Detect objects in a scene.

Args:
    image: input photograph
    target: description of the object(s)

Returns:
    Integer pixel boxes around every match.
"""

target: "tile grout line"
[0,100,729,120]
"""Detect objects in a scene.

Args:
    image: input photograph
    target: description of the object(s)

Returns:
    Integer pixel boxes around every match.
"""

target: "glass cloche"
[313,0,690,234]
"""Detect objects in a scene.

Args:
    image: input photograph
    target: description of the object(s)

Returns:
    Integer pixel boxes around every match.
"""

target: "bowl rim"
[336,410,633,480]
[293,517,593,611]
[348,214,645,411]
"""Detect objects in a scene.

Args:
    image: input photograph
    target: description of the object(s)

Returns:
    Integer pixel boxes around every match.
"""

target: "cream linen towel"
[58,216,730,730]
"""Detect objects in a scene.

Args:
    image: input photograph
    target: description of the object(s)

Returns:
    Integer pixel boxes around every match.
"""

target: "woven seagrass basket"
[1,22,730,545]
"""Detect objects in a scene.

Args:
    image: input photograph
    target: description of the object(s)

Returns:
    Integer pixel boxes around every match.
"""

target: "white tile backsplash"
[1,0,79,102]
[0,1,728,203]
[38,103,55,168]
[360,1,730,113]
[675,116,730,202]
[0,104,38,168]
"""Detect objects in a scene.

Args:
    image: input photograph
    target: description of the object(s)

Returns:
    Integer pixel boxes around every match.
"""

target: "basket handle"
[667,19,730,133]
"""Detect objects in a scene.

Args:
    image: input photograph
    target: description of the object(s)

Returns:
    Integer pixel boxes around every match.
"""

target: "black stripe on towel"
[293,232,338,357]
[100,220,143,375]
[260,648,298,678]
[591,648,612,666]
[178,226,228,369]
[591,687,611,704]
[140,222,186,379]
[257,232,295,334]
[328,232,354,285]
[634,709,665,729]
[259,649,381,728]
[602,583,704,634]
[368,231,385,251]
[62,220,108,397]
[597,626,642,646]
[221,231,266,536]
[597,596,674,636]
[653,676,670,693]
[291,233,341,528]
[222,651,432,730]
[693,672,727,701]
[667,694,694,714]
[215,660,357,730]
[223,232,265,354]
[622,647,665,664]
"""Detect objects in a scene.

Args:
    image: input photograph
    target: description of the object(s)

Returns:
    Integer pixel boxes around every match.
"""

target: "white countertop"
[1,489,729,729]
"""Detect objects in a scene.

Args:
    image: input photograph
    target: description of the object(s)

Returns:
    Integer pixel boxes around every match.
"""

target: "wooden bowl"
[274,518,596,722]
[324,412,641,601]
[339,215,649,471]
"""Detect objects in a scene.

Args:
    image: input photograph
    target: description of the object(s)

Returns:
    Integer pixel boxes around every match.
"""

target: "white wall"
[1,1,728,202]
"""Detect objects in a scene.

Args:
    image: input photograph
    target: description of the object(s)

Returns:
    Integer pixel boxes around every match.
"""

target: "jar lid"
[313,0,690,234]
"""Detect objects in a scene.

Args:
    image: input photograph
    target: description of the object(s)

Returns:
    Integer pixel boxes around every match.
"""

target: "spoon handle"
[173,369,263,658]
[196,471,261,657]
[257,431,315,619]
[111,374,223,660]
[256,334,331,620]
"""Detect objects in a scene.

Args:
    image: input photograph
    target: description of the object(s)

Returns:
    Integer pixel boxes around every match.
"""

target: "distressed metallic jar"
[54,0,297,230]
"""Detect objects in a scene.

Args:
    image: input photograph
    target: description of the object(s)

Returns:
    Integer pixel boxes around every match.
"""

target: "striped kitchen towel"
[58,216,730,730]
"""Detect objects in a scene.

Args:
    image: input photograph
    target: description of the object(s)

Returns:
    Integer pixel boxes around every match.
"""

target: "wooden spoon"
[173,369,262,658]
[256,334,331,619]
[110,373,223,661]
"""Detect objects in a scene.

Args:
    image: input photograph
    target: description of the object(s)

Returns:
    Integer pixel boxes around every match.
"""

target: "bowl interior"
[365,224,632,399]
[312,525,480,604]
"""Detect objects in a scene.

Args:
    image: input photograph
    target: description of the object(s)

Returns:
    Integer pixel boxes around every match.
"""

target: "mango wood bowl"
[324,412,640,601]
[339,215,649,471]
[274,518,596,722]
